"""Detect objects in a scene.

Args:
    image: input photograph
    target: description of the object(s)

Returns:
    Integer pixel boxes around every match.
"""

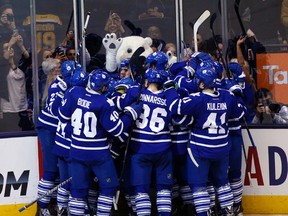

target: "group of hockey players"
[35,33,253,216]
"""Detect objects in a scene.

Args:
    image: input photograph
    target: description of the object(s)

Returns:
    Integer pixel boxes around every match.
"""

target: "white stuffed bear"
[102,33,153,72]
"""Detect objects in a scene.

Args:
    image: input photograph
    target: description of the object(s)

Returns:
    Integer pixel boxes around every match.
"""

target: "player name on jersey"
[207,102,227,111]
[77,98,92,109]
[140,94,167,106]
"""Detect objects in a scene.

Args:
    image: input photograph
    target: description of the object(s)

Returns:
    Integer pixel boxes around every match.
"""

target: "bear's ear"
[144,37,153,47]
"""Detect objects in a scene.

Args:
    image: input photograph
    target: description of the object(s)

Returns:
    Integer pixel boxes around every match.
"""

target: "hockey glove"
[177,87,189,98]
[163,80,178,90]
[225,79,243,97]
[57,77,68,92]
[124,101,143,121]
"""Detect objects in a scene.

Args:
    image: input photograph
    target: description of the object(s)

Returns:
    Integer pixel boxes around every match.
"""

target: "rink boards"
[0,128,288,215]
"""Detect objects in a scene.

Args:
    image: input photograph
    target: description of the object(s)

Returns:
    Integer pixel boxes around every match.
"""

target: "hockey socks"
[37,178,55,208]
[156,189,171,216]
[135,193,151,216]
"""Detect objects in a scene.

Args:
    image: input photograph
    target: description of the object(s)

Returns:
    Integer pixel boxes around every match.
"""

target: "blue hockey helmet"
[213,61,223,79]
[195,66,217,89]
[189,52,212,70]
[197,60,215,71]
[61,60,75,79]
[228,62,246,82]
[70,69,89,87]
[105,79,118,97]
[88,69,110,92]
[120,58,130,68]
[115,77,134,92]
[146,51,168,70]
[145,68,167,85]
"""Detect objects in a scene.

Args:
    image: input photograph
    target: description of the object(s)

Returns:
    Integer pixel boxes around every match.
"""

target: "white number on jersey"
[136,104,167,133]
[202,112,226,134]
[71,108,97,137]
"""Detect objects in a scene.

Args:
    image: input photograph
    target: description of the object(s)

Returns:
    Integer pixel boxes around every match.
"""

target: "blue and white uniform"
[58,85,136,216]
[168,87,246,216]
[36,76,65,210]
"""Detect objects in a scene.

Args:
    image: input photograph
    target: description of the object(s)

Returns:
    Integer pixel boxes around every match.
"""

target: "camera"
[6,13,14,22]
[269,103,281,113]
[53,46,67,57]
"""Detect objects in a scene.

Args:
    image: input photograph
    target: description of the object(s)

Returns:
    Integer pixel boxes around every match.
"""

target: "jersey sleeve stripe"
[72,135,107,142]
[38,118,58,128]
[190,141,229,148]
[58,110,71,121]
[71,143,109,150]
[133,129,170,135]
[191,132,228,140]
[131,138,171,143]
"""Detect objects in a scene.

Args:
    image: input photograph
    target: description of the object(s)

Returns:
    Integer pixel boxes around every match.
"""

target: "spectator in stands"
[0,42,28,132]
[147,25,162,40]
[60,29,76,48]
[252,88,288,124]
[38,49,53,110]
[41,58,61,109]
[53,46,68,63]
[65,47,76,61]
[104,10,125,37]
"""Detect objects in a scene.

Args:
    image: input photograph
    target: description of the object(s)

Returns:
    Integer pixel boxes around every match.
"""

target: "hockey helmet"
[70,69,89,87]
[61,60,75,79]
[88,69,110,92]
[195,66,217,89]
[146,51,168,70]
[145,68,167,85]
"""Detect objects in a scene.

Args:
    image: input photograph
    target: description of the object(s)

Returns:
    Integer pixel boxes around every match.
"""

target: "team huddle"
[36,49,248,216]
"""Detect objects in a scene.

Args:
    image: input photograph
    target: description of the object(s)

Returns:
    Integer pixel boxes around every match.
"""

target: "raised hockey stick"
[66,9,74,36]
[209,12,232,78]
[193,10,211,52]
[209,12,218,50]
[115,47,146,205]
[124,20,142,36]
[18,177,72,212]
[234,0,246,36]
[234,0,257,149]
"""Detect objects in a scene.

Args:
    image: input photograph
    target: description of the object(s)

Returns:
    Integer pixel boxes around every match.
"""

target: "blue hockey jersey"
[58,86,134,161]
[128,88,173,154]
[37,76,64,132]
[169,89,246,159]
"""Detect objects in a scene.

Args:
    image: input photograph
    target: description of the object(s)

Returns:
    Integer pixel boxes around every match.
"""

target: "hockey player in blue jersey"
[225,62,251,216]
[125,68,175,216]
[51,68,90,215]
[167,65,246,216]
[36,60,76,216]
[57,69,143,216]
[146,50,169,71]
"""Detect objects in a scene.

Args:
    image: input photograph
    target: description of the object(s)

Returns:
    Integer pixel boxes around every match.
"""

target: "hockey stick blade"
[129,47,146,86]
[19,177,72,212]
[194,10,211,52]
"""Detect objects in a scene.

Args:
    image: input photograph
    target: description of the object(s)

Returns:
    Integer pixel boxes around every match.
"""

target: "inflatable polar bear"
[102,33,153,73]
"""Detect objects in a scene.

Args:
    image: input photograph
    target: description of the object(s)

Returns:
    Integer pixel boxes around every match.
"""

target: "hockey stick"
[66,9,74,36]
[124,20,142,36]
[243,117,256,148]
[19,177,72,212]
[209,12,232,79]
[234,0,246,36]
[234,0,257,149]
[115,47,146,206]
[193,10,211,52]
[209,12,218,50]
